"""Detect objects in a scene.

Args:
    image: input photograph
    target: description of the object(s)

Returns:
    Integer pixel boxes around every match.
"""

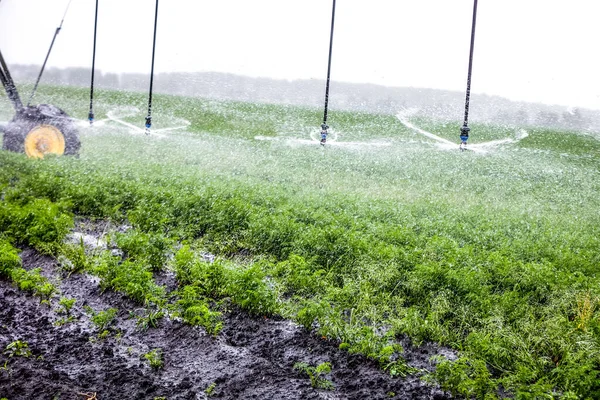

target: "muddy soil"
[0,247,451,400]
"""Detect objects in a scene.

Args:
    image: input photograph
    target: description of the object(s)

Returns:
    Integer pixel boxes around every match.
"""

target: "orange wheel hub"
[24,124,66,159]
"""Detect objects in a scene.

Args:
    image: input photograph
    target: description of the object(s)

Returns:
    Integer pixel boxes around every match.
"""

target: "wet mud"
[0,247,451,400]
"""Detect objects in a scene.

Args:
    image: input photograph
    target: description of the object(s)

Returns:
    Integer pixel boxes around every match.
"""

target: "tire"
[2,104,81,158]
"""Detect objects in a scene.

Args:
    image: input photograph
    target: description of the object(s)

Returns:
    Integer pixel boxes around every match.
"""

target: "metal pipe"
[323,0,337,126]
[460,0,479,147]
[145,0,160,134]
[0,49,23,111]
[89,0,99,124]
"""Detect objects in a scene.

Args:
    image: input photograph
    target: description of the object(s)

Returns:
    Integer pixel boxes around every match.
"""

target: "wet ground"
[0,246,451,400]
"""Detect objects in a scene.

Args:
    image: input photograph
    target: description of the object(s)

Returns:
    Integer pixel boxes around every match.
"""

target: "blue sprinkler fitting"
[145,116,152,134]
[320,123,328,145]
[460,125,470,150]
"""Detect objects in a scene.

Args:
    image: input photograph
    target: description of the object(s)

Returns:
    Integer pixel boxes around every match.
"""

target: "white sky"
[1,0,600,109]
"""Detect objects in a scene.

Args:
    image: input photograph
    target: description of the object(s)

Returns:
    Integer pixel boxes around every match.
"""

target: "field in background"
[1,85,600,399]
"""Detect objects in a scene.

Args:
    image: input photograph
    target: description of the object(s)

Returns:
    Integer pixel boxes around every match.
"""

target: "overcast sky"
[1,0,599,110]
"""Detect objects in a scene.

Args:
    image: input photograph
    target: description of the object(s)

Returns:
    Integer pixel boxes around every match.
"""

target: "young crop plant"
[205,382,217,397]
[54,297,77,326]
[0,238,21,278]
[115,230,171,271]
[84,306,118,336]
[173,246,228,298]
[143,348,164,370]
[176,285,223,336]
[2,198,73,255]
[269,254,325,297]
[9,267,58,303]
[4,340,32,358]
[58,239,91,276]
[92,254,166,306]
[132,308,165,332]
[293,361,334,390]
[428,356,497,400]
[57,297,76,315]
[228,264,278,316]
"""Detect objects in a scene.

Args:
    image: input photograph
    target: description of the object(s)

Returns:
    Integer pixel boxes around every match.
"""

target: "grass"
[1,84,600,398]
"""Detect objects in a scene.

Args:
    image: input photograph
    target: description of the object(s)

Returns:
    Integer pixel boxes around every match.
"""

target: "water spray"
[145,0,160,135]
[88,0,99,125]
[460,0,478,151]
[320,0,336,146]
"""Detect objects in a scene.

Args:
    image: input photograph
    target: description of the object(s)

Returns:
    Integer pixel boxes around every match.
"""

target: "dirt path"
[0,249,450,400]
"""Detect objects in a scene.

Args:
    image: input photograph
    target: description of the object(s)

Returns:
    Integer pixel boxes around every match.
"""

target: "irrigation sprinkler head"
[145,116,152,135]
[320,123,329,146]
[460,125,470,151]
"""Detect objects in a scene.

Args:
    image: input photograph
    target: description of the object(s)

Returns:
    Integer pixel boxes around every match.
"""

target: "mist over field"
[9,64,600,135]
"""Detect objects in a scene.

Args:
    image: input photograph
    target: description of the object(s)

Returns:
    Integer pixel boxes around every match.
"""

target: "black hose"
[88,0,99,124]
[145,0,159,134]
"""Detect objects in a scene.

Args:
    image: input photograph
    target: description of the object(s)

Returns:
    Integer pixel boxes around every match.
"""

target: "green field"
[1,85,600,399]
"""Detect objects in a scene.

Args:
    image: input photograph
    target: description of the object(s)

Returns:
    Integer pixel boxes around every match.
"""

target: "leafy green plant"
[0,239,21,277]
[173,246,228,298]
[92,254,165,306]
[57,297,76,315]
[205,382,216,396]
[115,230,171,271]
[132,308,164,331]
[84,306,118,333]
[176,285,222,336]
[4,340,32,358]
[293,361,334,390]
[9,267,57,302]
[1,198,73,255]
[144,348,164,369]
[429,356,497,399]
[228,264,278,316]
[58,239,90,275]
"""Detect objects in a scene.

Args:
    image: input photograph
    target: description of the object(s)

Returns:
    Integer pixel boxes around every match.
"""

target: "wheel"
[2,104,81,158]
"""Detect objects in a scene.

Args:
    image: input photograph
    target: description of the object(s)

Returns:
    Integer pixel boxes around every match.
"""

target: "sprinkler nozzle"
[459,125,470,151]
[320,123,329,146]
[145,116,152,135]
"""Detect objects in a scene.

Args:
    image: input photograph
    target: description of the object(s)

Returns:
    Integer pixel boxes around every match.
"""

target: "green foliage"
[133,308,164,331]
[10,267,57,301]
[143,348,164,369]
[92,254,165,305]
[84,306,118,333]
[1,85,600,398]
[173,246,228,298]
[58,239,90,275]
[57,297,76,315]
[269,254,325,296]
[228,264,278,316]
[176,285,222,336]
[0,239,21,277]
[174,247,277,317]
[4,340,32,358]
[204,382,217,396]
[293,361,334,390]
[0,198,73,255]
[115,230,171,271]
[430,356,498,400]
